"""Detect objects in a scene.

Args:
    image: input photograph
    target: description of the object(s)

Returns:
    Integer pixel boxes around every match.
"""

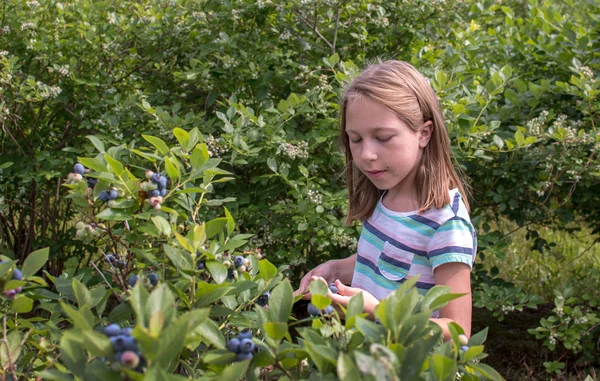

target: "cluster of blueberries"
[307,282,338,316]
[145,170,168,197]
[1,262,23,299]
[98,188,119,203]
[73,163,98,189]
[227,331,256,361]
[106,253,126,269]
[128,273,159,288]
[103,324,145,371]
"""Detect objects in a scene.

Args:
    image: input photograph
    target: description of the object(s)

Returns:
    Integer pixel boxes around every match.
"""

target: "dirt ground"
[472,306,600,381]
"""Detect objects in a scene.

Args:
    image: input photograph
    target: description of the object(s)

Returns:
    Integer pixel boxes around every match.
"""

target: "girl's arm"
[430,262,472,339]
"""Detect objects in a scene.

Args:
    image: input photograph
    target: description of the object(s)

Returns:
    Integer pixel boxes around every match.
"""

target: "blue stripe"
[451,193,460,214]
[379,252,411,271]
[408,214,441,230]
[429,246,473,257]
[363,221,428,257]
[376,204,436,237]
[356,254,434,290]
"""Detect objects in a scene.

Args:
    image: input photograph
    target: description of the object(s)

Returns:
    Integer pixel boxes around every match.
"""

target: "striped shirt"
[351,189,477,316]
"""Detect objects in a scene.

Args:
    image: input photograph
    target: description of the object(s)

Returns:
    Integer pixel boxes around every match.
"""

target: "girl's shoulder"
[419,188,472,225]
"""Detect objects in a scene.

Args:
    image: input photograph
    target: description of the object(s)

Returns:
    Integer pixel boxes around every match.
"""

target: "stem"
[1,316,18,380]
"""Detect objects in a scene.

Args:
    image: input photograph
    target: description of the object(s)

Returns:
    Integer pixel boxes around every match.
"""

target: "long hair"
[340,60,470,224]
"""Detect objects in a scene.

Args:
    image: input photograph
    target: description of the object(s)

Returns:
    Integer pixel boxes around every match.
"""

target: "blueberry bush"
[1,0,599,378]
[1,133,500,380]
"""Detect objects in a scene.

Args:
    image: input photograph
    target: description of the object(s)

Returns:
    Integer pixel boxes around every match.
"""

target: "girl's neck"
[381,186,420,213]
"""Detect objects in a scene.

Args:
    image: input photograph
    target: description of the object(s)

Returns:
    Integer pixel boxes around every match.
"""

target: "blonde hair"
[340,60,470,224]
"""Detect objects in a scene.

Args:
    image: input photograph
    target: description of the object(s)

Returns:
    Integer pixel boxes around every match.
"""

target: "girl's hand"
[294,261,337,299]
[312,277,380,319]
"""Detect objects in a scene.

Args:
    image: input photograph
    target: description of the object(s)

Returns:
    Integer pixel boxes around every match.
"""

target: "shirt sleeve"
[427,216,476,270]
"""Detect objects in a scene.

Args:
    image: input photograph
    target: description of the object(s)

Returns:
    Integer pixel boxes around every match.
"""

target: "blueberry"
[122,336,138,352]
[106,254,115,263]
[12,268,22,280]
[87,177,98,189]
[147,272,159,286]
[234,256,244,267]
[104,323,121,337]
[256,292,270,306]
[227,268,235,280]
[3,289,16,299]
[110,335,127,352]
[239,338,255,353]
[128,275,138,287]
[148,189,160,197]
[329,284,338,294]
[122,327,133,336]
[237,352,253,361]
[324,305,334,315]
[158,177,168,190]
[74,163,86,175]
[118,260,126,268]
[151,173,161,184]
[238,330,253,340]
[307,303,320,316]
[196,260,205,270]
[461,345,469,352]
[227,338,240,353]
[108,189,118,200]
[160,188,167,197]
[98,191,110,202]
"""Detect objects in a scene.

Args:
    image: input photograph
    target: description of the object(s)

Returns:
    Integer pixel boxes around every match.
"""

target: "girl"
[296,60,476,339]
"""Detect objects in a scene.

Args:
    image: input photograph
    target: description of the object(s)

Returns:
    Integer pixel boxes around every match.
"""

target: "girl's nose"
[360,141,377,162]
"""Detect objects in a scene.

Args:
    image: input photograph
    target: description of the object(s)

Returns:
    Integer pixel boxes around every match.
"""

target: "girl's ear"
[418,121,433,148]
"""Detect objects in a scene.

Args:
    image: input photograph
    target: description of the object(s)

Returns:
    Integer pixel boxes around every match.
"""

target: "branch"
[293,9,333,51]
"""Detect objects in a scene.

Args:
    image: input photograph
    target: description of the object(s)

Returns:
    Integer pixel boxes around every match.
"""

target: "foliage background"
[1,0,599,379]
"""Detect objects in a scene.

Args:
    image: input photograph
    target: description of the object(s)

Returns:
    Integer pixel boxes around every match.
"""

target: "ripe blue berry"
[104,323,121,337]
[324,305,334,315]
[160,188,167,197]
[151,173,162,184]
[108,189,118,200]
[329,283,338,294]
[74,163,86,175]
[110,335,127,352]
[239,338,255,353]
[122,327,133,336]
[118,260,126,268]
[227,338,240,353]
[158,177,168,190]
[122,336,138,352]
[234,256,244,267]
[12,268,22,281]
[128,275,138,287]
[148,189,160,197]
[237,352,253,361]
[148,272,159,286]
[87,177,98,189]
[307,303,320,316]
[196,260,206,270]
[256,291,270,306]
[461,346,469,352]
[238,330,253,340]
[99,191,110,202]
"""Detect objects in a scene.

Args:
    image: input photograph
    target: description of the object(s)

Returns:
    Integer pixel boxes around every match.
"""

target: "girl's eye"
[377,136,393,142]
[350,138,362,144]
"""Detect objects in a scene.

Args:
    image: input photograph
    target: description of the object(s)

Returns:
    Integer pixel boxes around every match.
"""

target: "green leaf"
[190,144,209,170]
[173,128,190,152]
[146,285,177,329]
[164,156,179,183]
[151,215,172,237]
[197,318,226,349]
[86,135,105,153]
[80,330,113,357]
[431,353,456,380]
[206,217,227,239]
[129,283,150,326]
[493,135,504,149]
[72,278,92,308]
[143,134,170,155]
[224,207,235,236]
[59,332,86,376]
[163,244,193,272]
[60,303,93,330]
[338,352,361,381]
[309,279,328,296]
[220,360,251,381]
[268,279,294,323]
[469,327,488,346]
[11,295,33,314]
[77,157,108,173]
[206,261,227,284]
[22,247,49,278]
[257,259,277,281]
[95,208,133,221]
[264,322,288,341]
[515,130,525,147]
[267,157,277,173]
[104,154,124,176]
[468,362,504,381]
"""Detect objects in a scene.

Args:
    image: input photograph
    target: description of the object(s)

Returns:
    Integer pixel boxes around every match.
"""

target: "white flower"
[26,0,40,8]
[21,22,35,31]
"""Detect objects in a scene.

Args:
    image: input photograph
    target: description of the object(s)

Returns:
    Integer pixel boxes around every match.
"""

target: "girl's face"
[345,96,431,198]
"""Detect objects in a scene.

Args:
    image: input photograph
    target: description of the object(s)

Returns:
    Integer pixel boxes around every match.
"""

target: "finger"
[334,281,362,297]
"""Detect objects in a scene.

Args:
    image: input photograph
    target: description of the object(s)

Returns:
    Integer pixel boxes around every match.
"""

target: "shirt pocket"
[377,241,414,281]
